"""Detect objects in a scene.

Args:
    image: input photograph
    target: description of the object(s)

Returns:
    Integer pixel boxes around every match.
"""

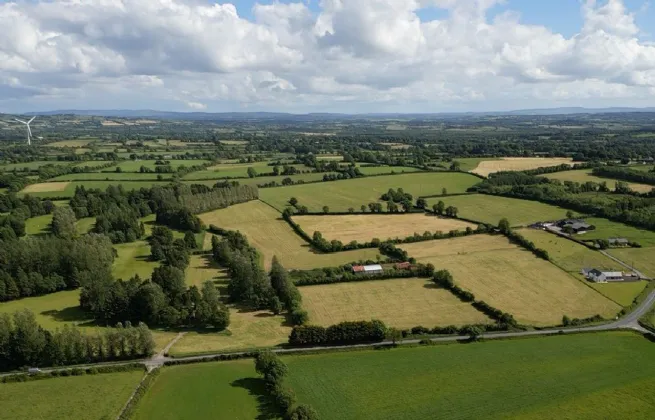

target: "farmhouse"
[352,264,384,274]
[582,268,624,283]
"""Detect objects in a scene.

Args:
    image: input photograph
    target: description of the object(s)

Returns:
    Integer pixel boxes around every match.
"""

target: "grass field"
[185,254,227,288]
[470,157,573,177]
[293,214,476,244]
[0,370,144,420]
[260,172,481,212]
[578,217,655,247]
[198,201,380,270]
[184,171,331,186]
[299,278,491,328]
[285,332,655,420]
[628,165,654,172]
[48,139,94,147]
[588,281,649,306]
[115,159,211,172]
[20,180,171,197]
[112,240,160,280]
[0,161,71,171]
[545,169,654,193]
[21,181,71,193]
[133,360,262,420]
[355,165,422,175]
[608,247,655,278]
[75,217,96,234]
[182,161,300,179]
[24,213,53,235]
[401,235,620,325]
[427,194,570,226]
[73,160,115,169]
[454,157,500,172]
[51,172,174,181]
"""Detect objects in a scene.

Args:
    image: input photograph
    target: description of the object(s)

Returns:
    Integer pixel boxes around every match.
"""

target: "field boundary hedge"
[117,368,160,420]
[0,363,145,384]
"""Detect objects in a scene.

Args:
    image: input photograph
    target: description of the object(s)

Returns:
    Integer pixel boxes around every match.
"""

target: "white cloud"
[1,0,655,112]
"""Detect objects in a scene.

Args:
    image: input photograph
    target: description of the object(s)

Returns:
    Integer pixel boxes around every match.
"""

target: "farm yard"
[469,157,573,177]
[293,213,476,244]
[198,201,381,270]
[401,235,620,326]
[299,278,492,328]
[260,172,481,212]
[544,169,654,193]
[427,194,570,226]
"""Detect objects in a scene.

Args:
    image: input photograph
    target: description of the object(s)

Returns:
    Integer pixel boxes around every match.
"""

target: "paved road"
[3,288,654,378]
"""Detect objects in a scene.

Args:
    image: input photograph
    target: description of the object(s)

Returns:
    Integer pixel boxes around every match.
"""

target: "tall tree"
[51,206,77,239]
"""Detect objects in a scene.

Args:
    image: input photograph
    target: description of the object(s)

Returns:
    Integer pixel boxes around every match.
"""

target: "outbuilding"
[352,264,384,274]
[582,268,624,283]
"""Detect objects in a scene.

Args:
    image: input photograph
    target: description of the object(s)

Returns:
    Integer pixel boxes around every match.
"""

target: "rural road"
[3,288,654,378]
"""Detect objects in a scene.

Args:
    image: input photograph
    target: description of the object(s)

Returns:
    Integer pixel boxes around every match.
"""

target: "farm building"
[352,264,384,274]
[608,238,629,246]
[556,219,595,234]
[582,268,624,283]
[395,262,412,270]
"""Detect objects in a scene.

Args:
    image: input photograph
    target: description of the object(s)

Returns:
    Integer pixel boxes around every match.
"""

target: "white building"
[582,268,623,283]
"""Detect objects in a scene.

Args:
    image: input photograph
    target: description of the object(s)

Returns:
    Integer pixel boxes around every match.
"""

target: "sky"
[1,0,655,114]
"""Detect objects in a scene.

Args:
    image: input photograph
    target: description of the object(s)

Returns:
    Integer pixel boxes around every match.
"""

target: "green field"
[114,159,211,172]
[453,157,500,171]
[0,370,144,420]
[285,332,655,420]
[545,169,654,193]
[0,290,94,331]
[428,194,570,226]
[112,239,160,280]
[628,165,654,172]
[183,172,334,187]
[580,218,655,247]
[24,213,53,235]
[608,247,655,278]
[20,180,172,197]
[354,165,422,175]
[260,172,481,212]
[133,360,263,420]
[182,161,307,179]
[589,281,649,307]
[0,161,72,171]
[51,172,174,181]
[72,160,115,169]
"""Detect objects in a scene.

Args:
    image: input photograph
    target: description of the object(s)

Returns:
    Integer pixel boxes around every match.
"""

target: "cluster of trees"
[592,166,655,186]
[0,234,114,302]
[0,309,154,372]
[94,206,145,243]
[270,257,308,325]
[381,188,413,204]
[378,242,409,261]
[176,183,258,214]
[289,320,387,346]
[430,200,458,218]
[149,226,192,269]
[254,351,319,420]
[401,323,511,339]
[291,263,435,286]
[562,314,604,327]
[80,271,229,329]
[0,193,55,238]
[0,173,31,192]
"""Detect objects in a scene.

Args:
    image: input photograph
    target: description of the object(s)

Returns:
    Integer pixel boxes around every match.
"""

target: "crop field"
[260,172,481,212]
[114,159,211,172]
[0,370,144,420]
[454,157,500,172]
[544,169,654,193]
[294,214,476,244]
[401,236,620,325]
[427,194,570,226]
[285,332,655,420]
[51,172,174,181]
[608,248,655,278]
[132,360,261,420]
[470,157,573,177]
[354,165,422,175]
[578,218,655,247]
[48,139,94,147]
[299,278,491,328]
[198,201,380,270]
[21,181,71,193]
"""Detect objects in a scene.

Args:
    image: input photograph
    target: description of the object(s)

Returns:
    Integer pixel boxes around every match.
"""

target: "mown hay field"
[285,332,655,420]
[198,201,380,270]
[294,214,476,244]
[427,194,570,226]
[20,180,172,197]
[471,157,573,177]
[21,181,71,193]
[51,172,174,181]
[260,172,481,212]
[544,169,654,193]
[299,278,491,328]
[132,360,261,420]
[0,370,144,420]
[401,236,620,326]
[48,139,94,147]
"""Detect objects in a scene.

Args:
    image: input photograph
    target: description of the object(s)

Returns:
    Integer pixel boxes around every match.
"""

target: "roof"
[601,271,623,278]
[352,265,365,272]
[395,262,411,269]
[586,268,623,277]
[363,264,383,272]
[609,237,629,244]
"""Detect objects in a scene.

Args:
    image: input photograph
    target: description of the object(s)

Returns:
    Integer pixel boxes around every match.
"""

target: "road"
[3,287,654,378]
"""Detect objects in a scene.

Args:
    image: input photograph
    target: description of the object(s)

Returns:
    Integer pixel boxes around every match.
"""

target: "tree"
[435,201,445,215]
[289,405,320,420]
[387,327,402,345]
[360,205,367,213]
[442,187,448,196]
[151,266,186,303]
[348,207,355,213]
[498,218,511,234]
[450,161,461,171]
[255,350,287,383]
[51,206,77,239]
[322,206,329,214]
[247,167,257,178]
[416,198,427,209]
[183,231,197,249]
[566,210,574,219]
[289,197,298,207]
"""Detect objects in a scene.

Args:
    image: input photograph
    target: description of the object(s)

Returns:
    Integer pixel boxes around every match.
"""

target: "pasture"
[285,332,655,420]
[470,157,573,177]
[427,194,570,226]
[21,181,71,193]
[544,169,654,193]
[294,214,476,244]
[114,159,211,172]
[20,180,172,197]
[24,213,53,235]
[608,248,655,278]
[0,370,144,420]
[0,161,71,171]
[579,217,655,247]
[132,360,261,420]
[51,172,174,181]
[48,139,94,147]
[112,240,160,280]
[185,254,227,288]
[354,165,422,175]
[198,201,380,270]
[401,235,620,326]
[589,281,649,307]
[260,172,481,212]
[299,278,491,328]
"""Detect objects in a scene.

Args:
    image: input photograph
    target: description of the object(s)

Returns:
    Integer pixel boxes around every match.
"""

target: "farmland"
[470,157,573,177]
[299,278,491,328]
[21,181,70,193]
[0,370,144,420]
[401,235,620,325]
[48,139,94,147]
[260,172,481,212]
[19,180,171,197]
[608,247,655,278]
[114,159,211,172]
[578,217,655,247]
[544,169,654,193]
[285,332,655,420]
[198,201,380,270]
[428,194,570,226]
[293,213,476,244]
[51,172,174,181]
[132,360,261,420]
[354,165,422,175]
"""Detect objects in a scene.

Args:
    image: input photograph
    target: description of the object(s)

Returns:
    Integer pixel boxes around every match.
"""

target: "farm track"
[600,250,651,280]
[4,287,653,378]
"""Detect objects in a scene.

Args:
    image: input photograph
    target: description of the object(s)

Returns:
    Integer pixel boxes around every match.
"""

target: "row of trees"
[592,166,655,186]
[0,309,154,372]
[289,320,388,345]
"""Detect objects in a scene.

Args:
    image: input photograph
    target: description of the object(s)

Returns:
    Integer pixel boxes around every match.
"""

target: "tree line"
[592,166,655,187]
[0,309,154,372]
[289,320,387,346]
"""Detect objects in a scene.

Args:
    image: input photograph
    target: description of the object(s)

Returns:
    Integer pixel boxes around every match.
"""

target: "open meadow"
[354,165,422,175]
[299,278,491,328]
[133,360,262,420]
[470,157,573,177]
[260,172,481,212]
[427,194,570,226]
[51,172,174,181]
[198,201,380,270]
[608,247,655,278]
[0,370,144,420]
[544,169,654,193]
[401,235,620,325]
[293,213,476,244]
[285,332,655,420]
[0,161,72,171]
[19,180,172,197]
[578,217,655,247]
[48,139,95,147]
[114,159,211,172]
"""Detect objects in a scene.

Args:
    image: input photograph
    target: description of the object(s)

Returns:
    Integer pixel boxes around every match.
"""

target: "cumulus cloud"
[0,0,655,112]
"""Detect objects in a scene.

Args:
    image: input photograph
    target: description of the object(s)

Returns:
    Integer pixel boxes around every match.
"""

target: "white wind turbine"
[15,116,36,146]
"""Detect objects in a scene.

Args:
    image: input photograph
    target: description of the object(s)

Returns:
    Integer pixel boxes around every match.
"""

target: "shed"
[608,238,629,246]
[363,264,383,274]
[395,262,412,270]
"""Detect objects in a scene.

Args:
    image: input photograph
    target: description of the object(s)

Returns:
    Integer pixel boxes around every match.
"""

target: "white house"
[582,268,623,283]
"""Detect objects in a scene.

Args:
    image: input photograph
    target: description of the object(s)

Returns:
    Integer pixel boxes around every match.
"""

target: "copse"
[289,320,387,346]
[51,206,77,239]
[270,256,307,325]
